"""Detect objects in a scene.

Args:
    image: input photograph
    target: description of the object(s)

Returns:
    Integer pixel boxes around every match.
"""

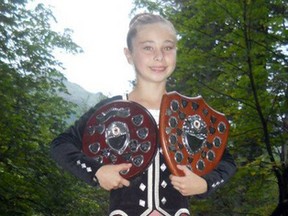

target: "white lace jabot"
[148,109,160,126]
[122,93,160,126]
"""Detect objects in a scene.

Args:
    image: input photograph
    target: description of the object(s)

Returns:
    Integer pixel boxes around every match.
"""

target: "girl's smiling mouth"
[150,66,167,72]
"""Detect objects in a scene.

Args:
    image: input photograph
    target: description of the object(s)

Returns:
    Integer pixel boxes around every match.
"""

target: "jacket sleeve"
[50,95,122,186]
[195,148,237,198]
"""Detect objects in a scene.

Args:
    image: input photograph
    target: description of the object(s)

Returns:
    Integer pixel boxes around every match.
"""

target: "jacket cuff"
[195,174,225,199]
[74,156,100,186]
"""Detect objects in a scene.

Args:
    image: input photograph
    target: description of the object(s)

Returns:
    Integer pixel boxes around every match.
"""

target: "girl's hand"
[169,165,208,196]
[95,163,132,191]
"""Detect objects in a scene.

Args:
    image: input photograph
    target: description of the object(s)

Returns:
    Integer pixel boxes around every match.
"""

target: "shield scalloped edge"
[159,91,230,176]
[82,100,158,180]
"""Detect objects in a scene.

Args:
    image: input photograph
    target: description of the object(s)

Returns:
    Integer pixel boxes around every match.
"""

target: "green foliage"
[0,0,108,215]
[1,0,287,215]
[132,0,287,215]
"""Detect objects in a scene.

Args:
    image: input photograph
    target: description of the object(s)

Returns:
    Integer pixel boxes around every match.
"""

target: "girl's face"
[125,23,177,84]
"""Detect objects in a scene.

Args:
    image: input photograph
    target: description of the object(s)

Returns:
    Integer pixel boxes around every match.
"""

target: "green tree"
[0,0,108,215]
[132,0,287,215]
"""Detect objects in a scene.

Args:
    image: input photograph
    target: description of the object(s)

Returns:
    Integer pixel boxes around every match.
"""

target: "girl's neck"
[128,84,166,110]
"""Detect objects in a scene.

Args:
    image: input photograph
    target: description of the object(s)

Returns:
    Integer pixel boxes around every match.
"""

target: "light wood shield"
[159,91,229,176]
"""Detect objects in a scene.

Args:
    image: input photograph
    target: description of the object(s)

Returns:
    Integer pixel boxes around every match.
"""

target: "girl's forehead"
[137,22,175,32]
[136,23,177,40]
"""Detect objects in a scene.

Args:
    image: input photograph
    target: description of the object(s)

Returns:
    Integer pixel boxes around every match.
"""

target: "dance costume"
[51,95,236,216]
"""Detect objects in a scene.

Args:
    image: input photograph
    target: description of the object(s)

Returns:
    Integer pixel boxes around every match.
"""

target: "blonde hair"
[126,13,176,51]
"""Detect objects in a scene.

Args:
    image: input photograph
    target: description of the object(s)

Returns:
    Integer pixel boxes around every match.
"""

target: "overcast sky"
[38,0,136,96]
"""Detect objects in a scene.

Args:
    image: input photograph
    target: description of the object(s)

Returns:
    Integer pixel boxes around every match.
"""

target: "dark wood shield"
[82,100,158,180]
[159,91,230,176]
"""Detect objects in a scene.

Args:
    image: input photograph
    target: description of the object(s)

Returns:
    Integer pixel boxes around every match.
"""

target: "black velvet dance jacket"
[51,95,237,216]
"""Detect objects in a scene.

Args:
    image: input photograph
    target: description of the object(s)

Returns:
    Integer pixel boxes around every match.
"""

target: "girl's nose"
[153,49,164,61]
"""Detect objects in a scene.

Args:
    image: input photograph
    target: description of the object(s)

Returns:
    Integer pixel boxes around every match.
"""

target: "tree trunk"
[272,143,288,215]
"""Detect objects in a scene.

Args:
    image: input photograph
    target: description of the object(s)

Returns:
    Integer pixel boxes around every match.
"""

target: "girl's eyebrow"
[164,40,176,44]
[139,40,154,44]
[139,39,176,45]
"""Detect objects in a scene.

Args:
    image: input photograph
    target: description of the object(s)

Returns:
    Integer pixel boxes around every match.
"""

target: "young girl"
[51,13,236,216]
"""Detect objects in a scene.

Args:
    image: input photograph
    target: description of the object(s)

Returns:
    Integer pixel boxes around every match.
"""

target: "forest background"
[0,0,287,215]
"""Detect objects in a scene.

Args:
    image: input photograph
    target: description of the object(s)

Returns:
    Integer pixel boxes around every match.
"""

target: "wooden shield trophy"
[82,100,158,180]
[159,91,230,176]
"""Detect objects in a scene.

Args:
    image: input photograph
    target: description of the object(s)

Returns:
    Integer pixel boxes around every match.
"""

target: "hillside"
[63,80,105,108]
[58,80,106,122]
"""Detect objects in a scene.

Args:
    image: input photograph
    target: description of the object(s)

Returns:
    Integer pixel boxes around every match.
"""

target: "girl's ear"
[124,48,133,65]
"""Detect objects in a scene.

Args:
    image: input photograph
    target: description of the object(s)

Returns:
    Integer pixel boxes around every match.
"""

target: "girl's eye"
[144,46,153,51]
[164,46,174,51]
